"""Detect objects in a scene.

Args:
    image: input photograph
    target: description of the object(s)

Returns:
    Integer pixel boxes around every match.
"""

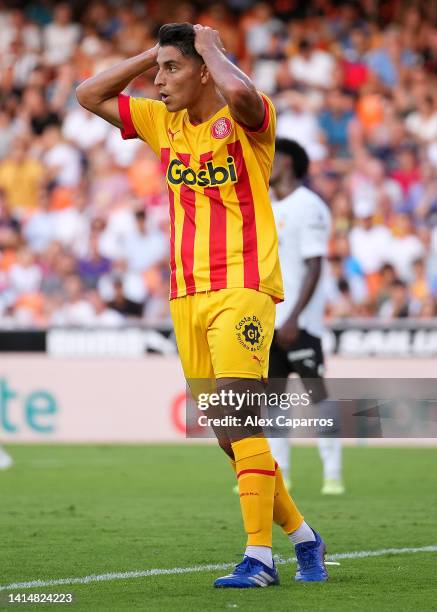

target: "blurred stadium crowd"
[0,0,436,328]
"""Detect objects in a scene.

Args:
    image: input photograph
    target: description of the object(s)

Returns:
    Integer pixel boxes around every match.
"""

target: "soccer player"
[269,138,344,495]
[77,23,327,587]
[0,446,13,469]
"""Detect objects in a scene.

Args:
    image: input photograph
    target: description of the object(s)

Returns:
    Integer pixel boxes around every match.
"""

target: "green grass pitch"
[1,445,437,611]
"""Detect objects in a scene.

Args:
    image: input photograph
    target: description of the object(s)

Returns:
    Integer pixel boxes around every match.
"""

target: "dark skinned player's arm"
[287,257,322,323]
[75,45,158,128]
[193,25,265,130]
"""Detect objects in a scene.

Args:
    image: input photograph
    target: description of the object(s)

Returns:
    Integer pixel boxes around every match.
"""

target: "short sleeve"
[235,94,276,144]
[299,204,331,259]
[118,94,167,157]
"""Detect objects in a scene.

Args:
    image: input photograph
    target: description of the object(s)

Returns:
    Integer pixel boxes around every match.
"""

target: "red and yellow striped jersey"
[118,93,283,302]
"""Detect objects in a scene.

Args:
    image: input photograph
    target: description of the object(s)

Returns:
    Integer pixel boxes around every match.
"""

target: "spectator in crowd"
[22,87,60,136]
[0,109,16,159]
[341,28,369,92]
[77,232,112,290]
[378,279,410,319]
[408,161,437,221]
[1,36,40,91]
[418,296,437,319]
[50,273,95,326]
[0,0,435,327]
[0,8,41,54]
[406,94,437,144]
[409,258,431,315]
[41,124,82,189]
[0,189,20,251]
[106,277,144,318]
[348,202,392,275]
[276,90,326,160]
[331,232,367,304]
[388,213,425,282]
[288,38,336,90]
[391,145,421,198]
[62,106,110,151]
[8,247,42,302]
[49,190,89,257]
[331,278,355,318]
[86,148,130,217]
[374,263,397,311]
[319,88,356,158]
[23,188,55,253]
[87,290,125,327]
[43,3,81,66]
[123,209,168,276]
[348,154,403,218]
[40,243,76,297]
[0,137,44,215]
[365,26,416,88]
[244,2,283,58]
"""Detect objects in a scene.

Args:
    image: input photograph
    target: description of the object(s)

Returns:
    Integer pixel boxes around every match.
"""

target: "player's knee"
[215,377,267,442]
[217,438,234,459]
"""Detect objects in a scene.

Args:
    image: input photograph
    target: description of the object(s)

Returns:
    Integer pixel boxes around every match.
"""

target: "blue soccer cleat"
[294,529,328,582]
[214,556,279,588]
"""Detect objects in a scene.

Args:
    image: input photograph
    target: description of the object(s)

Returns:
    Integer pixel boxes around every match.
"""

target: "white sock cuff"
[288,521,316,546]
[245,545,273,568]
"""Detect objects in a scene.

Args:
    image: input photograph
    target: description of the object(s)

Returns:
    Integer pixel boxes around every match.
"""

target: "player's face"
[270,152,290,186]
[155,46,204,112]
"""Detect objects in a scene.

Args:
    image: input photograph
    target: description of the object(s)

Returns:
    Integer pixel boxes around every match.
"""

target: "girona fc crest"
[211,117,232,139]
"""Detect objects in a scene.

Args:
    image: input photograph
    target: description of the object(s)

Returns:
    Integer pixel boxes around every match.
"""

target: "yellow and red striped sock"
[231,437,276,547]
[273,464,304,534]
[230,456,304,535]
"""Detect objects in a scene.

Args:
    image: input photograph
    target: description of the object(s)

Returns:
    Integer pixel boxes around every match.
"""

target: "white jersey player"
[268,138,344,495]
[0,446,13,469]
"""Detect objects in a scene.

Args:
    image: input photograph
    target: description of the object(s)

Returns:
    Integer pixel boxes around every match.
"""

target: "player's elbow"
[76,81,95,111]
[227,82,264,128]
[75,82,89,109]
[226,81,257,108]
[307,257,322,278]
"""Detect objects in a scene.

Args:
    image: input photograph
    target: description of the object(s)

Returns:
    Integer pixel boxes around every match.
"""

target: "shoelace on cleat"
[234,556,256,574]
[296,542,319,570]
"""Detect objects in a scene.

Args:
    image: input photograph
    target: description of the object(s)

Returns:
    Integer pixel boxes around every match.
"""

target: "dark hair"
[275,138,310,179]
[135,209,146,221]
[380,263,395,274]
[338,278,350,293]
[158,23,202,60]
[391,279,407,289]
[299,39,311,51]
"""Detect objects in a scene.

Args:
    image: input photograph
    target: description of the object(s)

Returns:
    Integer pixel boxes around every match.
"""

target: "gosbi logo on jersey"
[167,156,237,187]
[211,117,232,139]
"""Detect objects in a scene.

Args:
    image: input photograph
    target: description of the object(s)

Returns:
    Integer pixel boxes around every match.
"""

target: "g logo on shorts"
[235,315,265,352]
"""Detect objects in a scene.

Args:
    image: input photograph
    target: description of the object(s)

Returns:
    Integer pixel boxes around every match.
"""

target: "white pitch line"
[1,546,436,592]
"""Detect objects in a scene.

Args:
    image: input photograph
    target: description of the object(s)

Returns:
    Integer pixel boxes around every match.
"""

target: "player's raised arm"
[75,44,159,128]
[193,25,265,130]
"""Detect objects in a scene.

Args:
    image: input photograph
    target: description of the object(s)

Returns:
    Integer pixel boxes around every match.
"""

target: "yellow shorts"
[170,287,275,380]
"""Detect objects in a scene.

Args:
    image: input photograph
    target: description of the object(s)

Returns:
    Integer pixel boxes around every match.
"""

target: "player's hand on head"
[150,42,160,61]
[193,24,225,55]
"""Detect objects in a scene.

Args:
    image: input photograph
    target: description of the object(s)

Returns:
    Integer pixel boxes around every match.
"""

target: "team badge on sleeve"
[211,117,232,139]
